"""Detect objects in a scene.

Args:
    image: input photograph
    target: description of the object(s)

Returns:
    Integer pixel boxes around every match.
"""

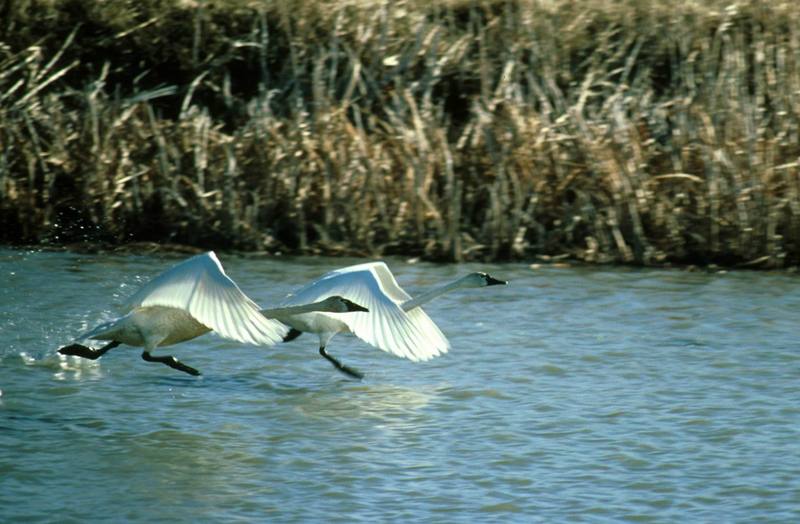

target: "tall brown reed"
[1,0,800,267]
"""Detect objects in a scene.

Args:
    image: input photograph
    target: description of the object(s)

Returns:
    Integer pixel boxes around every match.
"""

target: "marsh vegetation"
[1,0,799,266]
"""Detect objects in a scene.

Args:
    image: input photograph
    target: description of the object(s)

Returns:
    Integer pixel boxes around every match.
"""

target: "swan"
[273,261,507,378]
[58,252,368,376]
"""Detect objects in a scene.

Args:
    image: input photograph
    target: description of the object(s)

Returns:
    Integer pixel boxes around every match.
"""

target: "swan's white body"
[278,261,506,365]
[76,252,289,351]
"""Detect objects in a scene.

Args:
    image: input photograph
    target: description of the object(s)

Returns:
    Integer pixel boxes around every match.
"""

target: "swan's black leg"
[141,351,201,376]
[319,347,364,379]
[283,329,303,342]
[59,340,121,360]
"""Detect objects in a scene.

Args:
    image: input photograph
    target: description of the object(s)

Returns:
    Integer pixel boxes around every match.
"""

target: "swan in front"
[58,252,367,376]
[273,261,507,379]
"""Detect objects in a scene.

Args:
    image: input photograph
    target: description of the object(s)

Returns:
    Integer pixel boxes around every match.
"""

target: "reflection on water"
[17,351,107,382]
[1,248,800,522]
[290,384,434,420]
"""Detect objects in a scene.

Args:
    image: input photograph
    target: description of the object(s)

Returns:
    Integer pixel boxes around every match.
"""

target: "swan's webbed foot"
[141,352,201,376]
[319,347,364,380]
[282,328,303,342]
[58,341,121,360]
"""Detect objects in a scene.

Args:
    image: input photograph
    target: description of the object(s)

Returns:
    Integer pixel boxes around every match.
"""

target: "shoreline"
[4,241,796,273]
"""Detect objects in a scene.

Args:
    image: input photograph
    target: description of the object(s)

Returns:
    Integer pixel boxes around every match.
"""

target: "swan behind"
[276,261,507,378]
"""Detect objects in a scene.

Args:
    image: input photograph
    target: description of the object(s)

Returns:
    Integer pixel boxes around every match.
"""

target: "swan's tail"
[75,318,122,342]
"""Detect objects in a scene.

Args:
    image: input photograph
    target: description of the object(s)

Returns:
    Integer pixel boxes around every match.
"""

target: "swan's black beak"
[345,300,369,313]
[486,275,507,286]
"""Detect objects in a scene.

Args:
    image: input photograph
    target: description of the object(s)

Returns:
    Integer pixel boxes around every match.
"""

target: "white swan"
[273,261,507,378]
[58,252,368,376]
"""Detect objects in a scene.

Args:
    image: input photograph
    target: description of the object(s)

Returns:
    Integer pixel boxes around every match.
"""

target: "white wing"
[284,262,449,361]
[123,252,288,346]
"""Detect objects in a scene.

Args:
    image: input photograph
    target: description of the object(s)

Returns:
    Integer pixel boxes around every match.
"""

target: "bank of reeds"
[1,0,800,266]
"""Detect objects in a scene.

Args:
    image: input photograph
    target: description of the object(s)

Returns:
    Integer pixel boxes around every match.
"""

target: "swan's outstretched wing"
[123,252,288,346]
[284,262,449,361]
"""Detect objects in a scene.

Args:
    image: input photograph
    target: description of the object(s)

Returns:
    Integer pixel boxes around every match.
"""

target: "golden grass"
[2,0,800,266]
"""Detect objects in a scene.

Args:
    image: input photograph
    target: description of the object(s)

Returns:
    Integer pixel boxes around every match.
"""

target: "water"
[1,248,799,522]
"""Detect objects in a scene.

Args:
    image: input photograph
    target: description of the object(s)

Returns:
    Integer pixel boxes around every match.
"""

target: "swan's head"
[320,295,370,313]
[463,272,508,287]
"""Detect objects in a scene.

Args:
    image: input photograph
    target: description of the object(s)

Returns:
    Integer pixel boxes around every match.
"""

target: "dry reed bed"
[1,0,800,266]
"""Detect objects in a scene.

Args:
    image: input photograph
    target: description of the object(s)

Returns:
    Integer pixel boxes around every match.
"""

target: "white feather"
[281,262,450,361]
[123,251,288,346]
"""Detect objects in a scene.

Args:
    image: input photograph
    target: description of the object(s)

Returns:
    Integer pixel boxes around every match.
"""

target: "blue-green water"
[1,248,799,522]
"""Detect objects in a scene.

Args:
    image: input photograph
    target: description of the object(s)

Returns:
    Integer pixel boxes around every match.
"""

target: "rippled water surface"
[1,248,799,522]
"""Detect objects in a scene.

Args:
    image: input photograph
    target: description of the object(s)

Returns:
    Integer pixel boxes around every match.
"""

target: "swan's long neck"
[261,301,331,319]
[401,278,468,312]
